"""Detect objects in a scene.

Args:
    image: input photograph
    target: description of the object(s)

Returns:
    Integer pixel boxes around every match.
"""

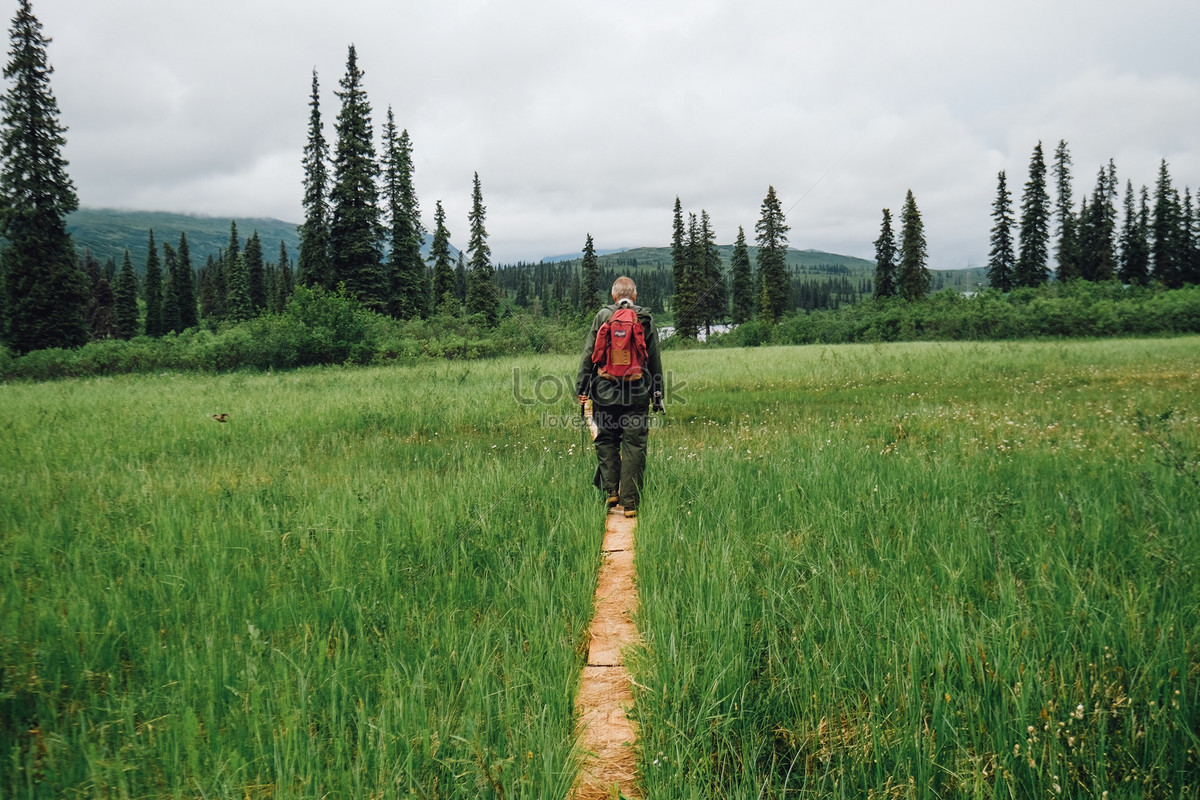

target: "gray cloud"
[31,0,1200,266]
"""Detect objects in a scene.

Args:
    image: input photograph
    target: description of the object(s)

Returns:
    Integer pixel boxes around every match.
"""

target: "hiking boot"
[623,508,637,519]
[606,493,619,508]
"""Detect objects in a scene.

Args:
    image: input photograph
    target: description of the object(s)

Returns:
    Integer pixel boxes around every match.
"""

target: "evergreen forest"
[2,3,1199,378]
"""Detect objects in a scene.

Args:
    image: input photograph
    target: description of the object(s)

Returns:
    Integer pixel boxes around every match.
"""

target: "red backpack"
[591,304,648,381]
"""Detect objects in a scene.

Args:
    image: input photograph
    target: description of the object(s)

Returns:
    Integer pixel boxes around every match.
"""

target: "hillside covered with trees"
[1,1,1198,376]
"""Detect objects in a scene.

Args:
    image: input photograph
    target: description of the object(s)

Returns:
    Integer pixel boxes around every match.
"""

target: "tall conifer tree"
[987,172,1015,291]
[83,249,115,340]
[114,249,138,339]
[698,210,726,335]
[1014,141,1051,288]
[580,233,600,311]
[755,185,790,323]
[382,110,425,319]
[874,207,899,297]
[225,253,252,322]
[897,190,930,301]
[175,232,198,330]
[465,172,498,324]
[1053,140,1079,282]
[1118,181,1148,286]
[0,0,88,352]
[669,197,698,338]
[729,226,754,324]
[244,230,266,311]
[330,45,386,311]
[275,241,294,312]
[430,200,456,313]
[298,70,333,290]
[143,230,165,337]
[1080,162,1117,281]
[1151,160,1180,287]
[161,241,181,333]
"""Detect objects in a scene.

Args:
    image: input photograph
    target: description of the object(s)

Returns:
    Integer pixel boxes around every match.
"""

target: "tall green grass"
[0,359,598,798]
[632,339,1199,798]
[4,339,1198,799]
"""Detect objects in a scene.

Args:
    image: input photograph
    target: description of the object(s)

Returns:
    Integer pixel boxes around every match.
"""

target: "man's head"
[611,276,637,303]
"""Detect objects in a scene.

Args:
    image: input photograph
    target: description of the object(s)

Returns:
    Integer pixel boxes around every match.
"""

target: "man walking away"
[576,276,664,518]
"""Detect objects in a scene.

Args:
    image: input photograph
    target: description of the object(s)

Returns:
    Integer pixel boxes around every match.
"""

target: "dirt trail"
[571,403,641,799]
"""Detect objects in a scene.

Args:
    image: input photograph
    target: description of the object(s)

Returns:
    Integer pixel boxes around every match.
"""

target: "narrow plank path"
[571,401,641,799]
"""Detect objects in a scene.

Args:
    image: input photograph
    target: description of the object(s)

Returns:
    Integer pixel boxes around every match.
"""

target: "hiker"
[576,276,664,518]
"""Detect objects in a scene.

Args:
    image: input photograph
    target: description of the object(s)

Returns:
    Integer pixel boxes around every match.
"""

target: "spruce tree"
[0,0,88,352]
[143,230,165,336]
[755,185,790,323]
[430,200,456,313]
[1014,141,1051,288]
[83,250,115,340]
[1080,162,1117,281]
[465,172,498,324]
[874,207,899,297]
[382,112,426,319]
[161,242,181,333]
[580,233,600,311]
[987,172,1015,291]
[897,189,930,301]
[329,45,386,311]
[729,226,754,324]
[274,240,294,312]
[244,230,266,311]
[1151,160,1180,287]
[199,254,226,324]
[1118,181,1150,286]
[1183,189,1200,285]
[175,232,198,330]
[225,253,252,322]
[698,209,726,335]
[1053,140,1079,282]
[670,197,698,338]
[114,249,138,339]
[298,69,333,290]
[454,252,467,306]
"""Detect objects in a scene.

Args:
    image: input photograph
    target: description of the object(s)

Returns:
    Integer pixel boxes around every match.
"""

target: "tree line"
[981,140,1199,292]
[2,0,1196,360]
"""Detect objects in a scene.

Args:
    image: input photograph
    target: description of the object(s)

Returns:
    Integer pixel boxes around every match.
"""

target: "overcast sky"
[33,0,1200,268]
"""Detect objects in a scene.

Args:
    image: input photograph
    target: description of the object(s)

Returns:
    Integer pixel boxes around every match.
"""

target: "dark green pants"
[592,403,650,510]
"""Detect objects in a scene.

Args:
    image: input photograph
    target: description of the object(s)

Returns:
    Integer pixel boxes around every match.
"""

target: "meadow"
[1,337,1198,798]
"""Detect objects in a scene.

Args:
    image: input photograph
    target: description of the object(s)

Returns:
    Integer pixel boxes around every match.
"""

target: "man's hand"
[578,394,589,405]
[652,391,665,414]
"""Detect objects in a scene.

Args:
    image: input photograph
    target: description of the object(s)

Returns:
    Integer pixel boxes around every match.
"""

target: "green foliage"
[329,45,386,312]
[988,171,1015,291]
[0,0,87,353]
[756,185,791,323]
[0,358,596,798]
[67,208,301,275]
[707,283,1200,348]
[898,189,930,301]
[729,226,754,325]
[466,172,499,325]
[298,69,333,290]
[113,249,138,339]
[632,339,1199,797]
[0,286,591,380]
[1015,141,1051,288]
[874,207,898,298]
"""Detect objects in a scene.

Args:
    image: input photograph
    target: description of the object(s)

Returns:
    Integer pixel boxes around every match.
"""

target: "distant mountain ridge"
[66,208,458,272]
[67,208,302,271]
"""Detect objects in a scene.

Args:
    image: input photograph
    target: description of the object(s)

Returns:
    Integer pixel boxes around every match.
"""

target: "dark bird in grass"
[212,413,229,422]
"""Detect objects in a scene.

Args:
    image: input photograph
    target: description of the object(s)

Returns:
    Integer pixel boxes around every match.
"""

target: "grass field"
[2,337,1198,798]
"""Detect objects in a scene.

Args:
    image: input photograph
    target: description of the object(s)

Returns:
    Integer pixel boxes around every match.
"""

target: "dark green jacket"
[576,301,663,407]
